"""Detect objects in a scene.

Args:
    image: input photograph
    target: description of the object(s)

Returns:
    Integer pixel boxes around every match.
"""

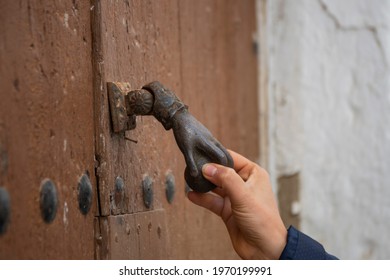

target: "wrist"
[269,226,288,259]
[250,224,288,260]
[171,107,190,127]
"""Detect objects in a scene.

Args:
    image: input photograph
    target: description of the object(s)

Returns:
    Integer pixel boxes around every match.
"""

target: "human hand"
[187,150,287,259]
[171,110,233,192]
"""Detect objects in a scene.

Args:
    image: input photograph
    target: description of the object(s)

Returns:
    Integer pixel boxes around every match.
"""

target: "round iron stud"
[40,179,58,223]
[78,173,93,215]
[142,175,153,209]
[165,173,175,204]
[0,187,10,235]
[114,176,125,210]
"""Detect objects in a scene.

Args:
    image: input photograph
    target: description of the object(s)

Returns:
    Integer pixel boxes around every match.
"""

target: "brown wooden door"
[0,0,258,259]
[0,1,96,259]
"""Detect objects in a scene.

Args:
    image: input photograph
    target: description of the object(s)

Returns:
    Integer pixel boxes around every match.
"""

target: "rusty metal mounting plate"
[107,82,136,133]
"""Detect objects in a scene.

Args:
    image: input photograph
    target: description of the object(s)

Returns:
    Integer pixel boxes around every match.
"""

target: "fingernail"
[203,164,217,177]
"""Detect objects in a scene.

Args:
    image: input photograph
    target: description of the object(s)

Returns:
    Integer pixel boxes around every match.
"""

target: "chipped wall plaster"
[266,0,390,259]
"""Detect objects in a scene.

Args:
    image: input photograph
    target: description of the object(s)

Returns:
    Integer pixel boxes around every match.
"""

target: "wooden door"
[0,1,96,259]
[0,0,258,259]
[92,0,258,259]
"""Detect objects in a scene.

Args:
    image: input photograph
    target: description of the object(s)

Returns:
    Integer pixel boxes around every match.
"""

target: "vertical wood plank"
[179,0,259,160]
[93,0,258,259]
[0,0,96,258]
[179,0,258,259]
[92,0,188,259]
[92,0,183,217]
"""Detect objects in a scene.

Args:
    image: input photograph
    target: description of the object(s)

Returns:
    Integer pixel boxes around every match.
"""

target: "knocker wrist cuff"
[143,81,188,130]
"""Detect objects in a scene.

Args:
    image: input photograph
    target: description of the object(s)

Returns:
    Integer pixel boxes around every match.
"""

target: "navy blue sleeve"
[279,226,338,260]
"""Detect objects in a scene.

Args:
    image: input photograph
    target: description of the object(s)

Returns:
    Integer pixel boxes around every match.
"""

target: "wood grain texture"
[104,210,168,259]
[0,0,259,260]
[93,0,258,259]
[179,1,258,259]
[0,0,96,259]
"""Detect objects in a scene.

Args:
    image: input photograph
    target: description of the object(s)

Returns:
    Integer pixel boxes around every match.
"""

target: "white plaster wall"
[266,0,390,259]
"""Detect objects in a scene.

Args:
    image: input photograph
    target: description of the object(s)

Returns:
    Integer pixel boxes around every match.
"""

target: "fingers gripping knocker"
[107,81,234,192]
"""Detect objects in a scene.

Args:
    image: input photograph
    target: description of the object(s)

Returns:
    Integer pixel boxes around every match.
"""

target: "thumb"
[202,163,245,201]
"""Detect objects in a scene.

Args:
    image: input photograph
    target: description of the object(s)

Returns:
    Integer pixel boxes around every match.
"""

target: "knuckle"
[219,167,236,180]
[226,167,237,176]
[254,165,270,179]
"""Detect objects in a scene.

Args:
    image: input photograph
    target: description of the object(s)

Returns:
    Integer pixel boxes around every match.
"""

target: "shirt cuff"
[279,225,338,260]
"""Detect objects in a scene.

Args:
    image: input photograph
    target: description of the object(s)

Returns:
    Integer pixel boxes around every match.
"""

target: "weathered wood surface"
[93,0,258,259]
[100,210,168,259]
[0,0,258,260]
[0,0,96,259]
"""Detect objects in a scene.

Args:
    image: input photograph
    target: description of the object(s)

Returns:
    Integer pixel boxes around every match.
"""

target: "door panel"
[0,0,258,259]
[103,210,168,259]
[0,1,96,258]
[92,0,258,259]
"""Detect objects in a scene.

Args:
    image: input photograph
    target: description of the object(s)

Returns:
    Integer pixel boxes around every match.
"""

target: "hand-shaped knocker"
[117,81,234,192]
